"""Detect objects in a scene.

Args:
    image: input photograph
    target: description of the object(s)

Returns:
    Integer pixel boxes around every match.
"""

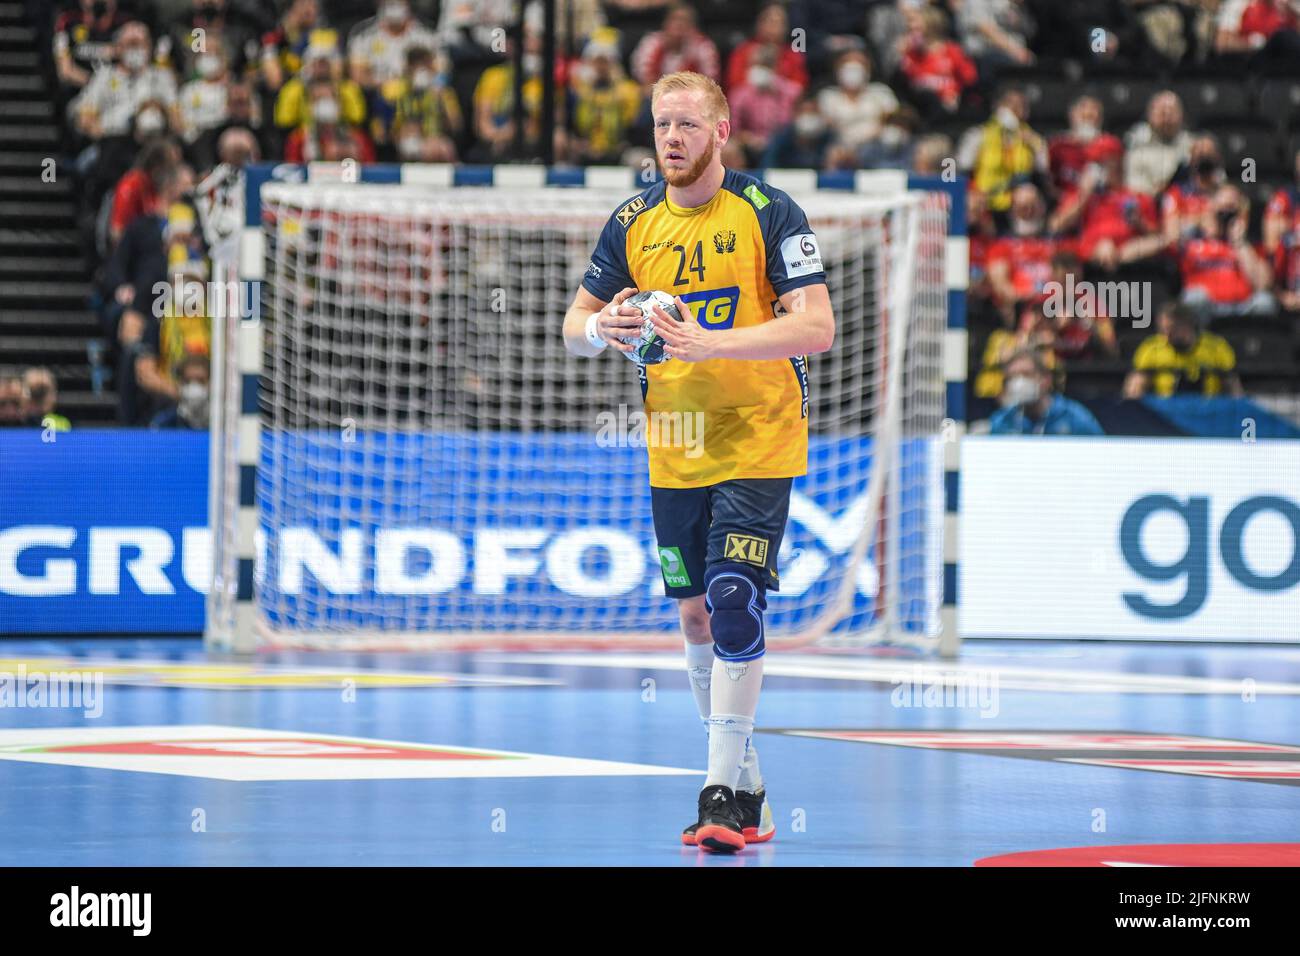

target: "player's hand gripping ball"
[619,290,684,365]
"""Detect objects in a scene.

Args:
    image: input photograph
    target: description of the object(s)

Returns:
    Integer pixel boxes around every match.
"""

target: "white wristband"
[584,310,607,350]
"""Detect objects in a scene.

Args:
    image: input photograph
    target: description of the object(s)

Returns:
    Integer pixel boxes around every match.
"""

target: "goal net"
[206,177,948,652]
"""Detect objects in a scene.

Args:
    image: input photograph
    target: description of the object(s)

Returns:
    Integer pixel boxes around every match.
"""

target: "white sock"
[684,640,714,723]
[704,656,764,791]
[737,739,763,794]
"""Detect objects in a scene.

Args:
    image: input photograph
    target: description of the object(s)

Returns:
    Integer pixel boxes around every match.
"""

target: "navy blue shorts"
[650,477,794,599]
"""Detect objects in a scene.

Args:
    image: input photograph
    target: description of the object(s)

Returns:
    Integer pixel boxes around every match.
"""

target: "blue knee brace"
[704,562,766,661]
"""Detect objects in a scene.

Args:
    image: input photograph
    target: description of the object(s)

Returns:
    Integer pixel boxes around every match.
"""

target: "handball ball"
[619,290,683,365]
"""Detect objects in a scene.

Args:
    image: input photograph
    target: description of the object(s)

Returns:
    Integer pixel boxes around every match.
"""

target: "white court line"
[488,652,1300,696]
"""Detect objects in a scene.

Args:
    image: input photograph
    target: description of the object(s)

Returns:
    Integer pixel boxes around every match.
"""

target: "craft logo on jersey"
[617,197,647,227]
[725,534,769,566]
[679,286,740,330]
[713,229,736,254]
[641,239,673,252]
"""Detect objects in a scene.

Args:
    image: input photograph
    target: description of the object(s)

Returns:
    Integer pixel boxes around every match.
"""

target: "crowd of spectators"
[0,367,72,432]
[27,0,1300,430]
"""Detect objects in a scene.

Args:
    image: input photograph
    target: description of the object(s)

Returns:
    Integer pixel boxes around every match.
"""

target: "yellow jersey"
[582,169,826,488]
[1132,333,1236,397]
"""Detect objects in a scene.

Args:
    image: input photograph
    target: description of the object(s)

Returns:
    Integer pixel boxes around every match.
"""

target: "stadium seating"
[0,0,1293,433]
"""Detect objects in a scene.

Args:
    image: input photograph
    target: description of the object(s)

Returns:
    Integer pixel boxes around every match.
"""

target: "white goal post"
[206,166,950,654]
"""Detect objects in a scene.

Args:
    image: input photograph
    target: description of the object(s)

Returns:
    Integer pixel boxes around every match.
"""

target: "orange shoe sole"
[683,826,776,846]
[695,824,745,853]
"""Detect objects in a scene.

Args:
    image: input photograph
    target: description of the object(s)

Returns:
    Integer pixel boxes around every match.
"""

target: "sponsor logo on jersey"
[679,286,740,329]
[616,196,647,227]
[640,239,674,252]
[742,183,769,210]
[713,229,736,254]
[780,233,823,278]
[585,261,602,280]
[724,534,769,567]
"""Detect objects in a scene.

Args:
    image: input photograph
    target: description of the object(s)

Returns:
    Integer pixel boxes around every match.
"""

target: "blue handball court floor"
[1,637,1299,867]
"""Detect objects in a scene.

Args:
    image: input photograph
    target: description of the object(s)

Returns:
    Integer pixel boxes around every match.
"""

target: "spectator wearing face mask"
[84,99,180,259]
[818,50,898,170]
[568,36,641,166]
[274,40,367,134]
[162,0,258,81]
[150,355,211,430]
[348,0,442,95]
[989,349,1103,435]
[1125,303,1243,397]
[131,209,213,424]
[386,46,462,163]
[1161,135,1226,246]
[1049,95,1123,194]
[20,368,72,432]
[284,78,377,163]
[728,47,801,169]
[957,87,1047,214]
[70,22,176,142]
[1177,184,1276,320]
[177,44,231,145]
[761,95,832,170]
[54,0,129,93]
[1124,91,1193,196]
[986,181,1060,324]
[857,106,920,170]
[725,3,808,95]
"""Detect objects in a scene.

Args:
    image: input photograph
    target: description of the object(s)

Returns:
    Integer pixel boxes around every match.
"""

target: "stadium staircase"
[0,0,115,424]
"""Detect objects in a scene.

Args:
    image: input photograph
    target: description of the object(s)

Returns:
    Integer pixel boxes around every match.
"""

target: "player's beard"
[661,133,716,188]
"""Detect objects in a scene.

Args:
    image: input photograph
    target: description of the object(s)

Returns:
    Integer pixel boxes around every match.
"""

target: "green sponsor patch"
[658,546,691,588]
[743,183,769,210]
